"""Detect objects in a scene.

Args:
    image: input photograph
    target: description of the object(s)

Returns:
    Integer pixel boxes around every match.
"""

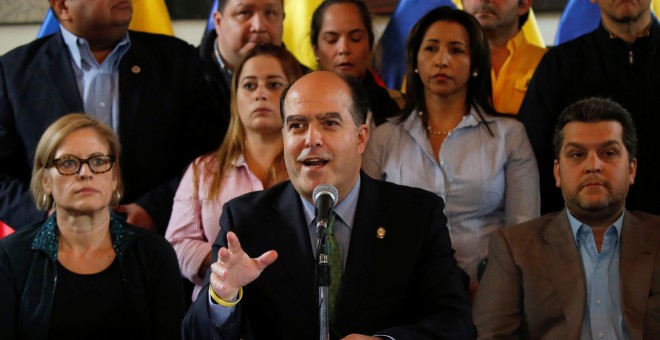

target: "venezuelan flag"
[282,0,323,70]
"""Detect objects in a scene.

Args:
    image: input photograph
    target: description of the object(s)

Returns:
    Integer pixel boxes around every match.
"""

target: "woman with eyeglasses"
[0,114,185,339]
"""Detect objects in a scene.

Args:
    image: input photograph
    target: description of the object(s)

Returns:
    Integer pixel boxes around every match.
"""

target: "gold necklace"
[426,125,453,136]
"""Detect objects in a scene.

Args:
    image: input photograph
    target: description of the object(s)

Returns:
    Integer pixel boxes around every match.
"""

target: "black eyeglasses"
[50,155,116,176]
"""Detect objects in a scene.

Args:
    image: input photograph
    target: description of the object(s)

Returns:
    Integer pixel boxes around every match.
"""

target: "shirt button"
[100,102,106,107]
[596,299,601,304]
[598,332,604,338]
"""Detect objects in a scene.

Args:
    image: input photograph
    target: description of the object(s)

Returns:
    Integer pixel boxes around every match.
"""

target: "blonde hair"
[194,44,304,199]
[30,114,124,210]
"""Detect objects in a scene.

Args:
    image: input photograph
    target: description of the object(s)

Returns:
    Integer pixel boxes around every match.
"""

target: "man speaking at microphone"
[182,71,475,339]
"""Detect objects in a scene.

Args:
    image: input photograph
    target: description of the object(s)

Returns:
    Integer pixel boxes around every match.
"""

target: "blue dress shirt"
[60,25,130,130]
[567,209,627,339]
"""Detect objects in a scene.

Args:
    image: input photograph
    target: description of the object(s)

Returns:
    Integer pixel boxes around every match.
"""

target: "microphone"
[312,184,339,230]
[313,184,338,340]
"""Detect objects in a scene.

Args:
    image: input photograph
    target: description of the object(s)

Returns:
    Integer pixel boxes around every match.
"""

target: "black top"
[362,70,403,126]
[49,259,142,339]
[0,214,185,339]
[519,19,660,214]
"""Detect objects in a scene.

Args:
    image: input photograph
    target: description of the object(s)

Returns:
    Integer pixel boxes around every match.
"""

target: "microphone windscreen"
[312,184,339,207]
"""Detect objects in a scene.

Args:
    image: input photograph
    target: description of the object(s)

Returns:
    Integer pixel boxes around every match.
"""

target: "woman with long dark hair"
[363,6,539,288]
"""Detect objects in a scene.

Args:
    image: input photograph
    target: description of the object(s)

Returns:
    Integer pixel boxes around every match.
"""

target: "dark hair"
[553,97,638,161]
[280,71,368,126]
[216,0,229,12]
[217,0,284,12]
[399,6,497,133]
[310,0,375,50]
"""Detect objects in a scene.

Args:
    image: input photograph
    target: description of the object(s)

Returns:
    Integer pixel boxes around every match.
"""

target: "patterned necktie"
[326,211,342,324]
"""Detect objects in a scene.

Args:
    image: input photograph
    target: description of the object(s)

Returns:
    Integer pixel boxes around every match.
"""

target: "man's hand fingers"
[226,231,244,254]
[255,250,278,271]
[217,246,230,263]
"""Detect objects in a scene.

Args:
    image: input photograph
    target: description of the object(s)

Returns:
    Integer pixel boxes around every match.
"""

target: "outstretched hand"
[210,231,278,301]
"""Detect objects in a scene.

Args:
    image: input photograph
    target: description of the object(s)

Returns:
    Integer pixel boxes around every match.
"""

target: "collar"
[300,176,361,229]
[602,18,653,40]
[567,208,624,247]
[231,153,248,168]
[213,37,233,79]
[60,25,131,69]
[507,30,528,54]
[31,213,136,261]
[403,106,491,135]
[596,17,660,47]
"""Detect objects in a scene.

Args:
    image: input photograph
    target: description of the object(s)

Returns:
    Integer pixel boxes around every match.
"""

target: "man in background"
[519,0,660,214]
[0,0,224,231]
[200,0,304,127]
[463,0,546,114]
[474,97,660,338]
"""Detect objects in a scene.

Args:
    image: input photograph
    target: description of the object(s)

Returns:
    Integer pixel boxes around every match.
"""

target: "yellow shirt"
[491,31,546,114]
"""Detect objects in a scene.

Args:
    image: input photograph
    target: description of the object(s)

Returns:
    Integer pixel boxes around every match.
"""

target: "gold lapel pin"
[376,227,386,239]
[131,65,141,74]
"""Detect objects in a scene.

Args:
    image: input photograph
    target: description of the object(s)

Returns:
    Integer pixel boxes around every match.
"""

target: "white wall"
[0,13,561,56]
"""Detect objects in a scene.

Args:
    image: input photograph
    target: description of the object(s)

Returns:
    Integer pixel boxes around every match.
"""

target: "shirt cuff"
[207,287,241,326]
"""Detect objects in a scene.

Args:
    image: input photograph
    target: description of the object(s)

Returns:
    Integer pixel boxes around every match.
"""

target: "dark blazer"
[183,173,476,340]
[0,30,226,230]
[473,210,660,339]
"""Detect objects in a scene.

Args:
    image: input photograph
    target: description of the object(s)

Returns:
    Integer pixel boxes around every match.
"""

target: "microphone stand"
[315,218,330,340]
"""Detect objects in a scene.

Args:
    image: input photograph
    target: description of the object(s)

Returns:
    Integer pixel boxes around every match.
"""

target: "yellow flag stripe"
[129,0,174,36]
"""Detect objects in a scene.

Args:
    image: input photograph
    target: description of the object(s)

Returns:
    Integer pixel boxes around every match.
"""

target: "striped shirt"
[165,153,264,300]
[363,107,540,283]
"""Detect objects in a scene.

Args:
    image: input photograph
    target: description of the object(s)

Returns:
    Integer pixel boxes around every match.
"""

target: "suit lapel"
[117,31,144,147]
[43,32,84,113]
[542,210,585,337]
[620,212,657,339]
[269,183,317,319]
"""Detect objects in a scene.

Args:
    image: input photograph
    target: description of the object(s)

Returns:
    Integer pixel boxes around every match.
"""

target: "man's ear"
[357,124,369,154]
[553,158,561,189]
[629,157,637,185]
[51,0,70,22]
[518,0,532,17]
[213,11,223,36]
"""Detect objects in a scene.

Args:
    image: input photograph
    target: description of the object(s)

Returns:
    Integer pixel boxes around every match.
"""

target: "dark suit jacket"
[0,30,226,230]
[473,210,660,339]
[183,173,476,339]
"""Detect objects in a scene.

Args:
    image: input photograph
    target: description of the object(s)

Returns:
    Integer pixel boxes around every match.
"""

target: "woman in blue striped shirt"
[363,6,540,290]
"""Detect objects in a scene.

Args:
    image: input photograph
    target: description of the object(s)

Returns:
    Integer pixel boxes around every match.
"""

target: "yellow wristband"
[209,286,243,307]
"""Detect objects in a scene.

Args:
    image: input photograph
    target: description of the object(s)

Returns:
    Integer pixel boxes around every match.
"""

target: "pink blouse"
[165,154,263,300]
